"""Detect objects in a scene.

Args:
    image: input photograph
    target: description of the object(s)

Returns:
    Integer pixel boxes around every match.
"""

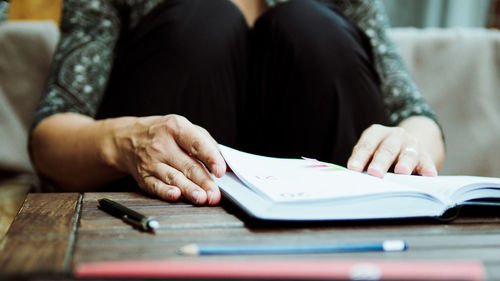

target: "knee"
[175,0,248,69]
[255,0,368,76]
[144,0,248,71]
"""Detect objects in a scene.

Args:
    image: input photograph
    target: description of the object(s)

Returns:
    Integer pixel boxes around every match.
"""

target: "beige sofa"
[0,21,59,238]
[390,28,500,177]
[0,22,499,201]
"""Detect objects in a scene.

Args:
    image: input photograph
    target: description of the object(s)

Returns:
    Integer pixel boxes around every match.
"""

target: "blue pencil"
[178,240,407,256]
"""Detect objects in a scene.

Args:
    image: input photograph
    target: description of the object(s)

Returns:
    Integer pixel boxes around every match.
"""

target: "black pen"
[97,198,160,232]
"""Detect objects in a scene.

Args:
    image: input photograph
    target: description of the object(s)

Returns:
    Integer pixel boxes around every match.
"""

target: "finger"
[394,141,420,175]
[183,161,221,205]
[196,125,219,148]
[415,153,438,177]
[195,125,228,178]
[348,124,390,172]
[163,150,221,205]
[142,175,181,202]
[367,129,405,178]
[173,121,226,178]
[157,163,208,205]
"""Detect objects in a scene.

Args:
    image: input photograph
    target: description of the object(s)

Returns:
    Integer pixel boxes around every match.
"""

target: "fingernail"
[368,164,384,178]
[369,163,379,171]
[191,190,200,202]
[216,163,225,176]
[423,167,438,177]
[167,188,177,199]
[213,164,221,176]
[207,191,214,204]
[396,164,411,175]
[348,160,362,171]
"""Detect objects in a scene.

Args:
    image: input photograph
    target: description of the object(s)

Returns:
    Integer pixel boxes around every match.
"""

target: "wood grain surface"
[0,193,80,276]
[1,191,500,279]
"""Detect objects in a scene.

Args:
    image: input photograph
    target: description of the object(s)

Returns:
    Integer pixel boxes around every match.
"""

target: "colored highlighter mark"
[302,157,348,172]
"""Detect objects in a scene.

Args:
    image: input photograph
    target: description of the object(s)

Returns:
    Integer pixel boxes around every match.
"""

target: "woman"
[30,0,445,205]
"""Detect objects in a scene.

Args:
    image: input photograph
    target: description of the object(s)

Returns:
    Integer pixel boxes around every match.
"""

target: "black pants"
[97,0,385,178]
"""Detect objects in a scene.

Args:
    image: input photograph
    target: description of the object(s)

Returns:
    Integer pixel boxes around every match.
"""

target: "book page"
[383,173,500,203]
[219,145,432,203]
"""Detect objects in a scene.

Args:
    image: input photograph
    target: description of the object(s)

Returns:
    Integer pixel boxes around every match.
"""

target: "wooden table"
[1,192,500,280]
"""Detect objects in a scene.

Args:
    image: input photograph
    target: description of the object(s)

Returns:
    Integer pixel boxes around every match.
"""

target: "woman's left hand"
[347,116,445,177]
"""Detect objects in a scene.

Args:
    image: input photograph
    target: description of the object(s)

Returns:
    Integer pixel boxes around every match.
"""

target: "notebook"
[214,145,500,221]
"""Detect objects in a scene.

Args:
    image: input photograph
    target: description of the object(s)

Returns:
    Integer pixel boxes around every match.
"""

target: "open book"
[213,145,500,221]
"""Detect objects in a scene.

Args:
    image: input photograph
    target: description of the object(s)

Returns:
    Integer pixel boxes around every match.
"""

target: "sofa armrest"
[390,28,500,177]
[0,21,59,173]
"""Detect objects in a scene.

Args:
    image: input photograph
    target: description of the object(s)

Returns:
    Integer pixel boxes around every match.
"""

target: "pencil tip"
[178,244,199,256]
[383,240,407,251]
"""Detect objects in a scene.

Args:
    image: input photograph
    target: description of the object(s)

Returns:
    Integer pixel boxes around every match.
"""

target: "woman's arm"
[29,0,121,188]
[31,0,225,205]
[335,0,445,175]
[31,113,125,191]
[32,0,122,131]
[31,113,225,205]
[336,0,440,127]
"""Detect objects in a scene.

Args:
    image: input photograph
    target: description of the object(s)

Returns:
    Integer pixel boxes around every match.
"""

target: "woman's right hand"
[105,114,226,205]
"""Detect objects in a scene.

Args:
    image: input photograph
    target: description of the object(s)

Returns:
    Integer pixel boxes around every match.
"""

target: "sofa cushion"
[0,21,59,173]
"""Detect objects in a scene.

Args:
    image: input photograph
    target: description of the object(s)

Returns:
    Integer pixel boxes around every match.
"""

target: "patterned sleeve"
[31,0,122,130]
[334,0,440,126]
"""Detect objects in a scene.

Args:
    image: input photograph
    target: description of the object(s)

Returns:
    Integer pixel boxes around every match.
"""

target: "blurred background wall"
[4,0,62,23]
[383,0,499,28]
[0,0,500,28]
[2,0,500,28]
